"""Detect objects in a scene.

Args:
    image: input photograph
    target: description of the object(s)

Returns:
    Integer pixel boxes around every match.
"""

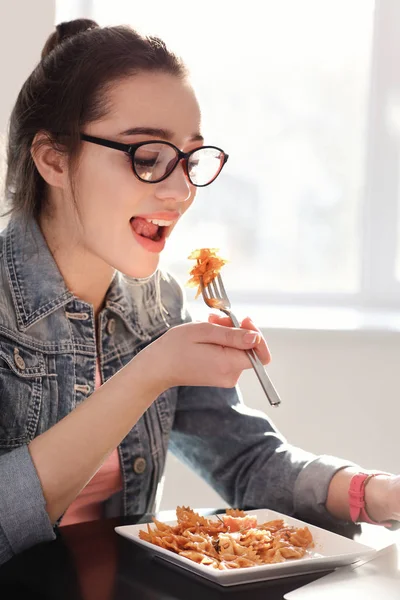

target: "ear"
[31,132,68,188]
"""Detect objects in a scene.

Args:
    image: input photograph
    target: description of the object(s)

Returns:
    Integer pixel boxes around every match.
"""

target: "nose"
[154,159,192,203]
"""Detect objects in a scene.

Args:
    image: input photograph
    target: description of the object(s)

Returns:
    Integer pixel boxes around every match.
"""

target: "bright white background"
[57,0,400,311]
[0,1,398,510]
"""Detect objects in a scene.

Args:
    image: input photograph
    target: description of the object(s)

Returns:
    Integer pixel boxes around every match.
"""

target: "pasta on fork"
[186,248,228,300]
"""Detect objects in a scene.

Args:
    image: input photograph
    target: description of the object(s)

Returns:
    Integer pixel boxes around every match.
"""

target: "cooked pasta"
[139,507,314,570]
[186,248,228,300]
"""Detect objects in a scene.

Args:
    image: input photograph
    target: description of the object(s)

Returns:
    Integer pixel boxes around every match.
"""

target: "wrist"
[364,474,392,523]
[130,340,171,397]
[348,471,394,527]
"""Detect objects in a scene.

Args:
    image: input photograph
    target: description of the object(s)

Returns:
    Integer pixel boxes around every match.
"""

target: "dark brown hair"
[5,19,187,220]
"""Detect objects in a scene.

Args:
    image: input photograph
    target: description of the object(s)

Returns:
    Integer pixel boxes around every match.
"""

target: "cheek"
[73,152,138,215]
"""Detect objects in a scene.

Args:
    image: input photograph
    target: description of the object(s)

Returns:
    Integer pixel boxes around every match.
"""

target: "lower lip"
[130,222,167,253]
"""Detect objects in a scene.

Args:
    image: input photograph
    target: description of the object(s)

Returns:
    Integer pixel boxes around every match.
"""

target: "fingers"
[240,317,271,365]
[207,314,271,365]
[183,321,261,349]
[208,313,232,326]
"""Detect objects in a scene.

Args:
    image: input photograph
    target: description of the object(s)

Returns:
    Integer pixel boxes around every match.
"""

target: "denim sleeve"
[170,384,354,526]
[0,445,55,565]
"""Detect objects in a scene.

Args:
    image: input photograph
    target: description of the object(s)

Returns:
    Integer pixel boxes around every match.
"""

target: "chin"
[118,255,160,280]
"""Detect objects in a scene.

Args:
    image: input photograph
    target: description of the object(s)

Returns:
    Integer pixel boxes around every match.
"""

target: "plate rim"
[115,508,376,585]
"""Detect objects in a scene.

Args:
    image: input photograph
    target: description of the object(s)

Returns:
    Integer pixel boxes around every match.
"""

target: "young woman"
[0,19,398,565]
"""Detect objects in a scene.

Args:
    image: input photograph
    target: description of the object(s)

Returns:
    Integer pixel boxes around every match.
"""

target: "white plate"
[115,509,376,587]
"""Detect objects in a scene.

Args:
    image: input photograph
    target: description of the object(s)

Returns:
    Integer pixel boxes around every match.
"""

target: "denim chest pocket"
[154,388,176,436]
[0,339,47,448]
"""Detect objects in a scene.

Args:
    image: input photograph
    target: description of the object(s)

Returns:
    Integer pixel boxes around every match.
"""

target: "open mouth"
[130,217,170,242]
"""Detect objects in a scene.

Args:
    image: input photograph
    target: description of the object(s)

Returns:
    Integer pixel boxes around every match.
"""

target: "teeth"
[145,218,173,226]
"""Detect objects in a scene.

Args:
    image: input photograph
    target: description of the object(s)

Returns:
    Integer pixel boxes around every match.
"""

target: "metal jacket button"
[14,349,26,371]
[133,457,147,474]
[106,318,116,335]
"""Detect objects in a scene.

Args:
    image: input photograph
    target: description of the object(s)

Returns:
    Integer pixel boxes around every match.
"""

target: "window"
[57,0,400,310]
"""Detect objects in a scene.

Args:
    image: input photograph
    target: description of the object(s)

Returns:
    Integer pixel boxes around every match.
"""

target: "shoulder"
[0,223,11,307]
[0,224,5,260]
[158,269,192,325]
[159,269,185,304]
[116,268,192,332]
[0,226,20,334]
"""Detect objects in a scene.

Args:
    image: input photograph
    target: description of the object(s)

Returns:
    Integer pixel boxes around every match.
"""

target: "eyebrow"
[119,126,204,143]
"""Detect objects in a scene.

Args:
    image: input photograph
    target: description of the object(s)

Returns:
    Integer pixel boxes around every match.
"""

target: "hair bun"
[41,18,99,59]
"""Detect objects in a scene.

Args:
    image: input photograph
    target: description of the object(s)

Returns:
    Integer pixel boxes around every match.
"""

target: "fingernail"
[243,331,260,344]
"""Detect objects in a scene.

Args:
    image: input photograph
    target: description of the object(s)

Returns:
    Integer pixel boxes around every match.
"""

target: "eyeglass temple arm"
[80,134,131,153]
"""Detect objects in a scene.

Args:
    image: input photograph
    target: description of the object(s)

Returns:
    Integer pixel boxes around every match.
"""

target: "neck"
[39,213,115,318]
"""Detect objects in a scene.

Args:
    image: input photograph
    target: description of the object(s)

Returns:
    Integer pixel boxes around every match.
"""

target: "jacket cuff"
[293,454,356,526]
[0,445,55,557]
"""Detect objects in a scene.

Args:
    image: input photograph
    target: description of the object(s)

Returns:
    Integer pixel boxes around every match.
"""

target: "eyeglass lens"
[132,143,224,185]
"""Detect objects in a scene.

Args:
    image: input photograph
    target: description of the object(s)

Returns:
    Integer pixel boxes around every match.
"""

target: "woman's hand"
[370,475,400,524]
[207,313,270,361]
[144,316,270,391]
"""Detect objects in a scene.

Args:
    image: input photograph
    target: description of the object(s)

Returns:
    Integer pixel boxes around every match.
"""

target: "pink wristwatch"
[348,472,393,527]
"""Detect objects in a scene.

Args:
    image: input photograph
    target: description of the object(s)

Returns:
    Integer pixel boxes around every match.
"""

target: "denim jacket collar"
[4,216,158,336]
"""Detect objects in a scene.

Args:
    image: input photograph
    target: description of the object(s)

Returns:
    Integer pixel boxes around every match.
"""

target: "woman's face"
[65,72,202,278]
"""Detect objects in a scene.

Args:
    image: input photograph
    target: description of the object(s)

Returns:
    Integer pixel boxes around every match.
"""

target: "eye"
[134,148,162,171]
[135,157,158,168]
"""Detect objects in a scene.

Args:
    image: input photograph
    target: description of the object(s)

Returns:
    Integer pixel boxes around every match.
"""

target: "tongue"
[131,217,159,239]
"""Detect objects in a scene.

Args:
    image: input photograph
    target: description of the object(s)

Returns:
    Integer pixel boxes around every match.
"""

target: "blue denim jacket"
[0,216,352,565]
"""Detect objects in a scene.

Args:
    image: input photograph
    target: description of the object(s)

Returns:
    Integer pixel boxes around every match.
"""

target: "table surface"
[0,509,398,600]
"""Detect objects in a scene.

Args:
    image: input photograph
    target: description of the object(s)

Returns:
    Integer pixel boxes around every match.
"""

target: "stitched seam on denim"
[135,422,147,502]
[25,378,42,440]
[101,342,143,363]
[65,308,77,409]
[117,444,128,516]
[121,431,144,513]
[108,345,122,367]
[99,319,182,363]
[0,366,45,377]
[106,301,149,339]
[4,226,27,327]
[4,221,75,329]
[97,313,104,381]
[73,343,96,353]
[0,348,47,376]
[0,380,43,446]
[100,312,122,366]
[22,292,74,330]
[0,326,94,353]
[143,409,161,510]
[0,437,28,446]
[154,393,171,434]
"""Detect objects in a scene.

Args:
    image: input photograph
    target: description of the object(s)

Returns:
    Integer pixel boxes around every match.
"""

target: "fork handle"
[245,348,282,406]
[229,313,281,407]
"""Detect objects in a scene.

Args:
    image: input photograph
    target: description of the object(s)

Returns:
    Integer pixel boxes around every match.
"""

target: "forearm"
[29,351,163,523]
[326,467,392,523]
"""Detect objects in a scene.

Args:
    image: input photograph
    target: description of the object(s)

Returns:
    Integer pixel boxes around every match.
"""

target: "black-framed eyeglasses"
[80,133,229,187]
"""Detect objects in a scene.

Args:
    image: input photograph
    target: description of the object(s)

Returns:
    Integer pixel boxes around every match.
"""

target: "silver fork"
[200,274,281,407]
